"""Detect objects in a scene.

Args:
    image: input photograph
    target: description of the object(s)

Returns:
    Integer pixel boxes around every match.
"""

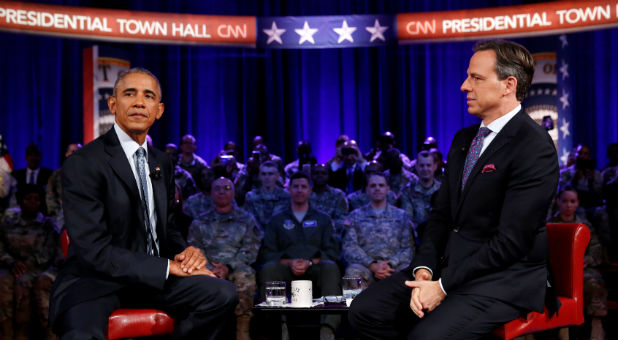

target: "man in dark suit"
[328,141,366,194]
[12,143,53,190]
[49,68,238,340]
[349,41,559,339]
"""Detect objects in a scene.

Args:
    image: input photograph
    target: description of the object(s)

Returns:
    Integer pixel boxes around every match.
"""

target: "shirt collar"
[481,104,521,134]
[114,124,148,160]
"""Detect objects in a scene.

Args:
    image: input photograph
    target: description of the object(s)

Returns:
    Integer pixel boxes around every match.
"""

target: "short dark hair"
[16,184,44,203]
[473,40,534,102]
[557,185,577,199]
[366,171,387,184]
[289,171,312,187]
[25,143,41,156]
[112,67,162,100]
[259,160,277,171]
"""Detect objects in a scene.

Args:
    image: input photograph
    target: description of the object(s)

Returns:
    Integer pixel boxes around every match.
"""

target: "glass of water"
[342,276,362,307]
[265,281,287,306]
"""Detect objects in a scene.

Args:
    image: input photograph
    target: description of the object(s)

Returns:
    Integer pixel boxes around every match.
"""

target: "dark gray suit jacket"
[410,110,559,313]
[49,128,186,326]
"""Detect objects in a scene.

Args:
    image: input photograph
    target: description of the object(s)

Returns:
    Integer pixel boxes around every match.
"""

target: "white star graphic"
[559,34,568,48]
[552,89,557,96]
[263,21,286,45]
[560,90,570,109]
[295,21,318,45]
[560,148,570,165]
[559,61,569,80]
[365,19,388,42]
[333,20,357,43]
[560,118,570,138]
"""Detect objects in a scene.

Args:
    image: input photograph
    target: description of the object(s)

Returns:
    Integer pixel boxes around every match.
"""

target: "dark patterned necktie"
[135,147,158,256]
[461,127,491,190]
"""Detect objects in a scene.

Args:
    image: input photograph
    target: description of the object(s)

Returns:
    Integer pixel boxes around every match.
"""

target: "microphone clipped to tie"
[150,167,162,180]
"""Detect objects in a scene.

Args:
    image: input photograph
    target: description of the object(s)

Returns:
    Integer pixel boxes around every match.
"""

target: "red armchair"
[60,230,176,340]
[493,223,590,340]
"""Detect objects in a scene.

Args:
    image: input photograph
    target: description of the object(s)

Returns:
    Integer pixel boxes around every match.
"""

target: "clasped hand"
[405,269,445,318]
[169,246,214,277]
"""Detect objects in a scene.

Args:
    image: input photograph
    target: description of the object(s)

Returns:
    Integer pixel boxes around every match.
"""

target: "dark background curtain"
[1,0,617,171]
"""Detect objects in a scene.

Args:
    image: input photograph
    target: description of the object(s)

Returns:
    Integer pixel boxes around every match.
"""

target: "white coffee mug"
[290,280,312,307]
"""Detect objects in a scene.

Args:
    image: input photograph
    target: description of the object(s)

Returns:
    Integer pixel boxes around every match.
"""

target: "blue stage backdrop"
[0,0,617,171]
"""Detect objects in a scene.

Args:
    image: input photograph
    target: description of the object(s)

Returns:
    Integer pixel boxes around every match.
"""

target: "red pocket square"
[482,164,496,173]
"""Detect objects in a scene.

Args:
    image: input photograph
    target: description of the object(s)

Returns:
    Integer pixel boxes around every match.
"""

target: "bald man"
[187,177,261,340]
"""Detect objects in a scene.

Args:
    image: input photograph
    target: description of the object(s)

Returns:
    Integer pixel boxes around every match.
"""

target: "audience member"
[309,163,349,238]
[212,152,243,181]
[187,178,261,340]
[329,141,366,194]
[549,186,607,340]
[366,131,413,172]
[258,171,340,340]
[178,134,209,183]
[347,161,397,212]
[400,150,441,242]
[252,136,283,173]
[183,166,216,219]
[342,172,414,287]
[165,143,198,201]
[559,144,603,211]
[381,148,417,198]
[601,143,618,261]
[0,184,59,339]
[46,142,82,228]
[284,140,317,180]
[12,143,53,192]
[325,134,350,171]
[244,161,290,229]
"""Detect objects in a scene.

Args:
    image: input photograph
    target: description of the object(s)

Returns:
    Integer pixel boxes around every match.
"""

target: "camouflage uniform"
[385,169,418,198]
[549,214,607,317]
[347,189,397,213]
[177,154,208,187]
[399,179,441,242]
[0,209,60,336]
[174,165,197,200]
[183,192,214,219]
[309,185,348,237]
[45,168,62,220]
[342,204,414,286]
[187,207,261,317]
[244,187,290,229]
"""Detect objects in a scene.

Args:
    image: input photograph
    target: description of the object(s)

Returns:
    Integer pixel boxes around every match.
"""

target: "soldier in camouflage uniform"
[164,143,198,201]
[347,161,397,212]
[309,164,348,238]
[343,173,414,287]
[182,166,216,219]
[400,151,441,243]
[549,186,607,340]
[45,142,82,229]
[244,161,290,229]
[0,184,60,339]
[187,178,261,340]
[381,148,418,198]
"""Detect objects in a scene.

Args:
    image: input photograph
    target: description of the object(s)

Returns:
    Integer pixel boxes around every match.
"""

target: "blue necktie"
[461,127,491,190]
[135,147,158,256]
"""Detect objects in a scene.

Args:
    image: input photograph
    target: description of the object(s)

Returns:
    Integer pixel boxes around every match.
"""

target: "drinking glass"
[265,281,287,306]
[342,276,362,306]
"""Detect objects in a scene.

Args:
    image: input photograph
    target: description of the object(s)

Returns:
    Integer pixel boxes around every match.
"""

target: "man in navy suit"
[349,40,559,339]
[49,68,237,340]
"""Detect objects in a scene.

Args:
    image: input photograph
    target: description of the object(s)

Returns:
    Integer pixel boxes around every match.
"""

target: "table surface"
[253,302,350,313]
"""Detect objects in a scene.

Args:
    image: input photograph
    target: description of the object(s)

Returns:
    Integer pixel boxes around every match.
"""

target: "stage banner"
[83,46,130,143]
[257,15,395,49]
[1,1,617,47]
[0,1,255,46]
[398,0,618,43]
